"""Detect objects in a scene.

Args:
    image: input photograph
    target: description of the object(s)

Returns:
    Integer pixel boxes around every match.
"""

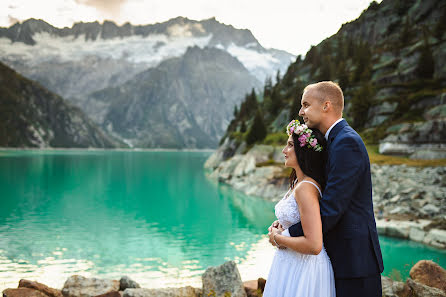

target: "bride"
[263,119,335,297]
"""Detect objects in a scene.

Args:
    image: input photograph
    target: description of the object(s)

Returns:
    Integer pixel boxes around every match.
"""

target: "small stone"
[119,276,140,291]
[421,204,440,215]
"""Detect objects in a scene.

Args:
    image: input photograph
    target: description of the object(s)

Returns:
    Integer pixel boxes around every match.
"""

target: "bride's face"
[282,134,298,168]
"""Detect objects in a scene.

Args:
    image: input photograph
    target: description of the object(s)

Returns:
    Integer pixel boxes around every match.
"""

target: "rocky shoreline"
[3,260,446,297]
[204,140,446,249]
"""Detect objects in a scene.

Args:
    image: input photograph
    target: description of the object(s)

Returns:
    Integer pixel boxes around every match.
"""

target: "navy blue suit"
[288,119,384,297]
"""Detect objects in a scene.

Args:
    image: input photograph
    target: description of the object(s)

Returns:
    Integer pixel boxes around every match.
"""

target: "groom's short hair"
[304,81,344,114]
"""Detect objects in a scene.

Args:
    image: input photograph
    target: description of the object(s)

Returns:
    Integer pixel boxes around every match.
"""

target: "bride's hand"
[268,227,286,249]
[268,220,283,232]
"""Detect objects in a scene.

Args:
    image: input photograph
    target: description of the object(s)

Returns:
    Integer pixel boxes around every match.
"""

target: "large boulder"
[18,279,63,297]
[3,288,49,297]
[410,260,446,293]
[62,275,120,297]
[122,286,198,297]
[202,261,247,297]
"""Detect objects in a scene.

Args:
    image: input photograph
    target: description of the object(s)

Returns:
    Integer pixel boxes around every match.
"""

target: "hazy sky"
[0,0,382,55]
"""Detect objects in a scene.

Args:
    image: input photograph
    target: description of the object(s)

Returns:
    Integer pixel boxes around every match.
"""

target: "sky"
[0,0,382,55]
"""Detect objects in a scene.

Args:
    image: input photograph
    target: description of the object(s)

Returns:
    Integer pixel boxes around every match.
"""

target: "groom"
[271,81,384,297]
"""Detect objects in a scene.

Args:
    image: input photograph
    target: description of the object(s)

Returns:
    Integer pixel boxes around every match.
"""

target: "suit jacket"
[288,119,384,278]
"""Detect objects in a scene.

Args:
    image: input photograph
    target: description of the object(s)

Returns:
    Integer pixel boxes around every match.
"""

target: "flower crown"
[286,120,323,152]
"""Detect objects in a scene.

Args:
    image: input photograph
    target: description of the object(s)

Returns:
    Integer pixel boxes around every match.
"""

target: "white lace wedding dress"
[263,181,336,297]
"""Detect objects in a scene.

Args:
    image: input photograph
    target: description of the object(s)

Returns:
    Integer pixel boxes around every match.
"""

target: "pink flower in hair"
[298,134,307,146]
[310,138,318,147]
[290,126,295,134]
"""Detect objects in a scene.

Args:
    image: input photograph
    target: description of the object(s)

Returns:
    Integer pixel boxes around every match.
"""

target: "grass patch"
[366,145,446,167]
[256,159,283,167]
[262,132,288,146]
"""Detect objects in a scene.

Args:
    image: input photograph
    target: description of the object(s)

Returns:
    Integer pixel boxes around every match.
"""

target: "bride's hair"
[289,128,327,193]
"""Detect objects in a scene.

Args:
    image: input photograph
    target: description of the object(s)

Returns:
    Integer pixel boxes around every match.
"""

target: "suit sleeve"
[289,136,365,237]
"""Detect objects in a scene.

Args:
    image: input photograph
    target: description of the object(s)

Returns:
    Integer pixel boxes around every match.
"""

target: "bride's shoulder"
[292,181,320,203]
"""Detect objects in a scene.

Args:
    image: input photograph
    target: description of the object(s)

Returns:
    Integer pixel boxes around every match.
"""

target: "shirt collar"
[324,118,343,141]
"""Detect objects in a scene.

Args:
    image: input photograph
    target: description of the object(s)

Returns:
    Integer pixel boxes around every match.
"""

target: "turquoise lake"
[0,150,445,289]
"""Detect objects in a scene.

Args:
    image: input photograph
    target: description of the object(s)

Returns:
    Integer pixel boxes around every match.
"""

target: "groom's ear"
[323,101,331,111]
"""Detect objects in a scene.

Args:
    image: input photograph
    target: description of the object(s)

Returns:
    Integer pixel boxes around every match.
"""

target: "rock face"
[0,62,123,148]
[61,275,120,297]
[205,141,446,248]
[83,46,261,148]
[410,260,446,292]
[202,261,247,297]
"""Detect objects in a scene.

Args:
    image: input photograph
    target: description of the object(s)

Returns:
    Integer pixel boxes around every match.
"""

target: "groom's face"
[299,90,324,130]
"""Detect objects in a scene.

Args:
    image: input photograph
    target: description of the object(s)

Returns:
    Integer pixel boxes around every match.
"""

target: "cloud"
[74,0,127,18]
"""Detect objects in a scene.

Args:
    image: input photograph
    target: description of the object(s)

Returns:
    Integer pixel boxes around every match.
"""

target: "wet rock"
[202,261,247,297]
[62,275,120,297]
[18,279,63,297]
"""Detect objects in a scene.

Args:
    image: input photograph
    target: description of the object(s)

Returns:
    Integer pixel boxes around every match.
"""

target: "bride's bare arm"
[271,183,323,255]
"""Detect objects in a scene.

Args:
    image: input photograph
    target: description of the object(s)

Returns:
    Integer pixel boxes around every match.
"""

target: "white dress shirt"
[324,118,344,141]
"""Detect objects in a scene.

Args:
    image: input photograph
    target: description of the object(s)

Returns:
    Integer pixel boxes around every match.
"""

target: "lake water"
[0,150,445,290]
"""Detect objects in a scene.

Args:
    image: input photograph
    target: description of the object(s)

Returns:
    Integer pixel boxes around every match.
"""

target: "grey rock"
[123,287,198,297]
[62,275,120,297]
[119,276,140,291]
[406,278,446,297]
[202,261,247,297]
[421,204,440,216]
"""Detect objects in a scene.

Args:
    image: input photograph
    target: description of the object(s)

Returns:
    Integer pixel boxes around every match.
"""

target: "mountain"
[76,46,262,148]
[218,0,446,160]
[0,62,124,148]
[0,17,294,99]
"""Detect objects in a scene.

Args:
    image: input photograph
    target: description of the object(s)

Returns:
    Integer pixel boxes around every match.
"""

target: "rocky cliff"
[205,139,446,248]
[0,62,123,148]
[220,0,446,159]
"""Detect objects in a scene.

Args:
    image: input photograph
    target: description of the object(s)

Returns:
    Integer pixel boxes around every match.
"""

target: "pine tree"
[246,109,267,145]
[416,30,435,79]
[233,105,238,118]
[240,120,247,133]
[264,76,273,98]
[435,8,446,40]
[350,82,374,129]
[338,61,349,90]
[288,97,301,121]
